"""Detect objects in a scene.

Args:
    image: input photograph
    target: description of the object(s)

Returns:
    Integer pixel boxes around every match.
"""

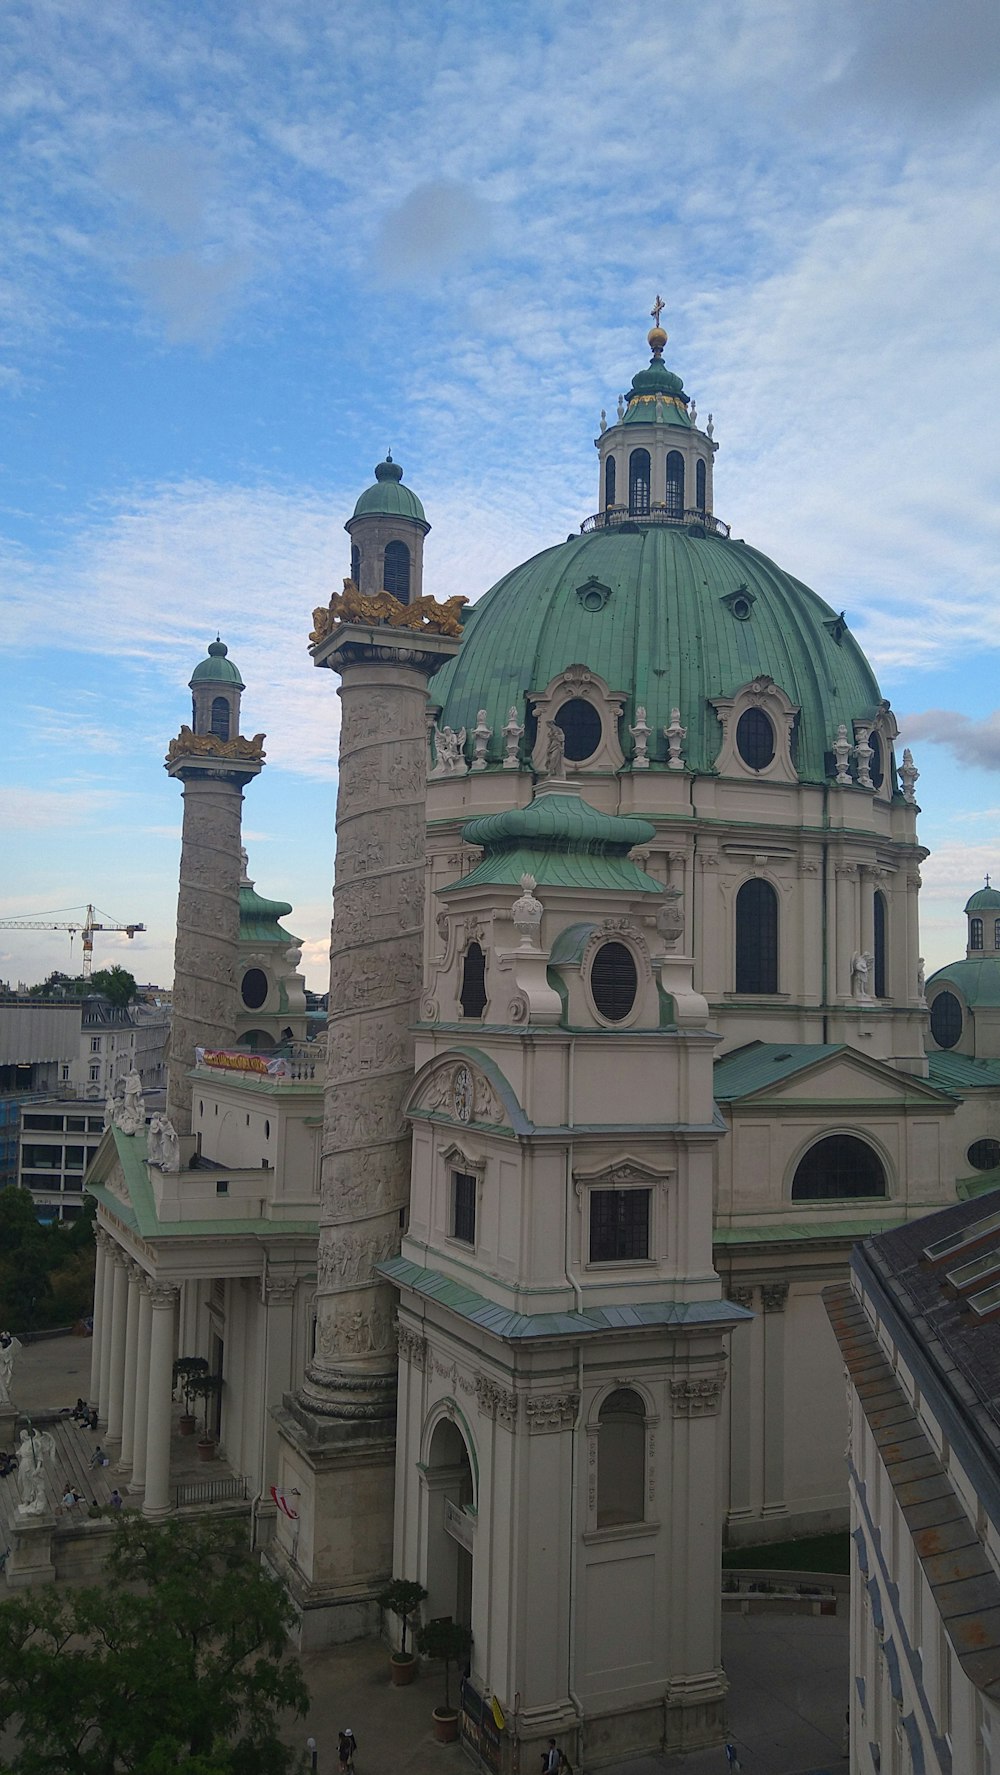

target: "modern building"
[0,998,97,1201]
[827,1192,1000,1775]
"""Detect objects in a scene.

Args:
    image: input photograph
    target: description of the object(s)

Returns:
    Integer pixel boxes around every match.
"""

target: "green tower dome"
[965,885,1000,913]
[431,526,886,783]
[351,453,428,527]
[189,637,245,688]
[621,324,691,427]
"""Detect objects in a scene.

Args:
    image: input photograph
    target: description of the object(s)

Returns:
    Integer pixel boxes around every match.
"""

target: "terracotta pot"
[197,1439,217,1462]
[179,1415,197,1437]
[391,1652,417,1685]
[432,1708,459,1743]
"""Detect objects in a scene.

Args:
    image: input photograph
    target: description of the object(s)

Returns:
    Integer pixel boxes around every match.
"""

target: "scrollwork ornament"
[525,1391,579,1432]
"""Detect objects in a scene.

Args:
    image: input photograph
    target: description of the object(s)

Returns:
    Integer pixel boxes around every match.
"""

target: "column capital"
[261,1272,298,1307]
[147,1281,178,1309]
[761,1282,789,1314]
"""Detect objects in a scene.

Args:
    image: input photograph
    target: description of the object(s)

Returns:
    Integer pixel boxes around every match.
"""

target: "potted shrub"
[173,1355,208,1436]
[187,1370,223,1460]
[375,1577,428,1684]
[416,1617,472,1741]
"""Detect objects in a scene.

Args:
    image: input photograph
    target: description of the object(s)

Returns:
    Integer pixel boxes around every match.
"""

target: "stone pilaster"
[165,739,263,1133]
[272,619,461,1642]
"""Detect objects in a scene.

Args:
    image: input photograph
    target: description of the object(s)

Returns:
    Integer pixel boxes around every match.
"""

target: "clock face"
[453,1066,473,1123]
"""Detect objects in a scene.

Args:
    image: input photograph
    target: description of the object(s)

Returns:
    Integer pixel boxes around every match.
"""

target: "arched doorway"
[422,1414,476,1629]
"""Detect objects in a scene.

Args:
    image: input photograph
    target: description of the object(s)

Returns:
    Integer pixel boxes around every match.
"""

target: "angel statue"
[16,1425,56,1516]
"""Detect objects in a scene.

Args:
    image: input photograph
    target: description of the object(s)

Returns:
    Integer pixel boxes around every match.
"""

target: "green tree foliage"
[0,1516,309,1773]
[415,1616,472,1711]
[0,1190,96,1331]
[89,966,137,1008]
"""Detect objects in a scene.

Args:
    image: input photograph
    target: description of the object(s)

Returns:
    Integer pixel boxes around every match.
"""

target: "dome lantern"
[345,450,431,606]
[188,636,244,740]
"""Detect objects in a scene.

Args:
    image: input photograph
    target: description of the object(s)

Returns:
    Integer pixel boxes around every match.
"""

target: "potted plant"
[416,1617,472,1741]
[375,1577,428,1684]
[187,1370,223,1460]
[173,1355,208,1436]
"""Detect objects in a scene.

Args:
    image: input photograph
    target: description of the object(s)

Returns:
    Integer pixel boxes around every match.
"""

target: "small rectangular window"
[452,1171,477,1245]
[89,1064,100,1082]
[590,1189,650,1262]
[91,1037,101,1053]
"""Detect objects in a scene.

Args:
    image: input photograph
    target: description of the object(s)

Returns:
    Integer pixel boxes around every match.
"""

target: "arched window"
[971,918,984,951]
[350,543,360,584]
[696,458,707,512]
[791,1134,887,1200]
[628,449,651,517]
[665,450,684,517]
[604,456,616,507]
[210,697,230,742]
[869,734,884,791]
[459,943,487,1018]
[930,991,963,1050]
[383,540,411,602]
[995,919,1000,951]
[597,1388,645,1527]
[736,707,775,770]
[735,879,778,994]
[873,891,888,999]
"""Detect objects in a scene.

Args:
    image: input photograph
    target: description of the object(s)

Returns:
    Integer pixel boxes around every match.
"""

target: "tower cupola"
[593,298,721,533]
[964,880,1000,958]
[189,636,244,741]
[345,450,431,605]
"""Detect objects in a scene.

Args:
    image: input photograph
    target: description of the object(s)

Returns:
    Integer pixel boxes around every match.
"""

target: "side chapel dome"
[431,314,889,786]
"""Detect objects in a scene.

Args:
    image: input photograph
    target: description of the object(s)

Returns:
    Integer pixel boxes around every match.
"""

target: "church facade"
[79,308,1000,1764]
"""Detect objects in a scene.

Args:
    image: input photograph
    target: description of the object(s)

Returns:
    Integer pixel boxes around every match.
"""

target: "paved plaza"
[5,1337,849,1775]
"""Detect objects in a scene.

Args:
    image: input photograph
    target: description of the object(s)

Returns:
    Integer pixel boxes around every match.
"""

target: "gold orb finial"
[648,293,667,355]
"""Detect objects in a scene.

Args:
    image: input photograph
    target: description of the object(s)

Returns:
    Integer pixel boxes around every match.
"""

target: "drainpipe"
[822,784,830,1045]
[563,1035,586,1766]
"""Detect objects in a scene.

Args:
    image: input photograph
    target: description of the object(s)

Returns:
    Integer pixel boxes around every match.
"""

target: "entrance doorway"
[423,1416,475,1627]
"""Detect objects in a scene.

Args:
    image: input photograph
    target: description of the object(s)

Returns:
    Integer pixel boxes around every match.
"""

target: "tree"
[0,1188,53,1329]
[415,1617,472,1713]
[89,965,137,1008]
[375,1577,428,1656]
[0,1515,310,1773]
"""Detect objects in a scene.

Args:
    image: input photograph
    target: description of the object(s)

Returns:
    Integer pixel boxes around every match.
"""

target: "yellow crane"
[0,904,146,978]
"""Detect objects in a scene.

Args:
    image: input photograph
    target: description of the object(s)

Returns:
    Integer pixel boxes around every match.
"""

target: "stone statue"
[103,1093,115,1131]
[502,706,524,769]
[900,747,920,805]
[511,874,544,949]
[0,1331,21,1406]
[854,726,874,791]
[690,401,697,426]
[16,1427,55,1516]
[833,723,853,785]
[617,394,625,421]
[471,709,492,772]
[630,705,651,769]
[706,413,714,439]
[599,409,607,433]
[146,1113,164,1167]
[544,722,566,778]
[429,723,467,779]
[115,1070,146,1136]
[655,392,664,423]
[664,708,687,772]
[917,957,926,998]
[851,951,871,999]
[160,1118,181,1173]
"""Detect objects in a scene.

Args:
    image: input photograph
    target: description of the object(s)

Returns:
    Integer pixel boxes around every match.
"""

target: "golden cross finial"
[650,294,665,327]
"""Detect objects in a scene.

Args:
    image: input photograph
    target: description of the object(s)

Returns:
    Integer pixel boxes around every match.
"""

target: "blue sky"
[2,0,999,988]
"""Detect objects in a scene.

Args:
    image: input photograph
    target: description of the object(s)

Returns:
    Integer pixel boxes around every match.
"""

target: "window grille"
[210,697,230,741]
[791,1134,887,1200]
[736,707,775,770]
[971,918,984,951]
[665,450,684,516]
[628,449,650,516]
[590,942,638,1022]
[452,1171,477,1245]
[735,879,778,994]
[590,1189,650,1261]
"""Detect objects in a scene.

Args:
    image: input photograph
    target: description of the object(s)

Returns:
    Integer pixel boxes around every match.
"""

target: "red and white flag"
[271,1485,298,1519]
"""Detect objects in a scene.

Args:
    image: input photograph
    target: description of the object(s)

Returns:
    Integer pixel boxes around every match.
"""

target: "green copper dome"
[620,328,691,428]
[431,526,886,784]
[189,637,244,688]
[445,790,660,895]
[927,957,1000,1009]
[965,885,1000,913]
[239,885,300,946]
[350,453,429,527]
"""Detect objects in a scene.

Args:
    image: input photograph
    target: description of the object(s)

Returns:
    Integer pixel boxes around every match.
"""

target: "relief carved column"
[164,742,264,1134]
[297,626,462,1426]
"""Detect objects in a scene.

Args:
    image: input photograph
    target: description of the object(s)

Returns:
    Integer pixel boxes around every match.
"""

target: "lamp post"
[306,1737,318,1773]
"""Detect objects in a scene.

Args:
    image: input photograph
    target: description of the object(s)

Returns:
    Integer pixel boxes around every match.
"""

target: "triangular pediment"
[715,1043,955,1110]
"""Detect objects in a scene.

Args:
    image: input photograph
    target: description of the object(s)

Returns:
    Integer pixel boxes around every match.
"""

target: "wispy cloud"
[899,711,1000,773]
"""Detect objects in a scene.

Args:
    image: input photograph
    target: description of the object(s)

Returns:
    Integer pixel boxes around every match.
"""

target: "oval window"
[930,990,963,1050]
[590,941,638,1022]
[968,1139,1000,1172]
[869,734,884,790]
[736,707,775,770]
[554,698,602,761]
[241,968,268,1010]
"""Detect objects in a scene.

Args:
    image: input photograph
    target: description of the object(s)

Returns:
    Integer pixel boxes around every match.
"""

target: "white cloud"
[0,785,125,831]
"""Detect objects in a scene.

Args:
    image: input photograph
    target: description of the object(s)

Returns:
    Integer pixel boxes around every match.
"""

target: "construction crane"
[0,904,146,978]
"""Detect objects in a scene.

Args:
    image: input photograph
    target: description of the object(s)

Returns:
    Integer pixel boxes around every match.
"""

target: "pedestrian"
[109,1488,123,1510]
[338,1728,357,1772]
[543,1740,560,1774]
[724,1743,742,1773]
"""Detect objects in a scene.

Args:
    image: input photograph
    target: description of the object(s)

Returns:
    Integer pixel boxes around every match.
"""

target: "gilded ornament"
[165,726,266,766]
[310,578,468,646]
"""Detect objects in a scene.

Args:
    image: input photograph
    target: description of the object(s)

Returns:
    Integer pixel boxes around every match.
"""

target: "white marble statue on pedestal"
[115,1070,146,1136]
[0,1331,21,1406]
[16,1427,55,1516]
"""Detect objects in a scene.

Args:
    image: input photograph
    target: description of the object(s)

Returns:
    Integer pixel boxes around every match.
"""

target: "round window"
[241,968,268,1010]
[968,1139,1000,1172]
[590,941,638,1022]
[554,698,602,761]
[731,596,752,621]
[930,990,963,1050]
[736,707,775,770]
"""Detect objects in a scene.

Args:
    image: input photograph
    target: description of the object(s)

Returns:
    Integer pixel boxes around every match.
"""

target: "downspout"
[822,784,830,1045]
[563,1035,586,1765]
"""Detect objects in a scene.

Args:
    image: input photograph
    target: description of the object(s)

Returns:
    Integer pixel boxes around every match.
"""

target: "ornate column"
[130,1280,153,1491]
[164,733,264,1135]
[272,603,462,1635]
[119,1263,142,1468]
[89,1229,109,1403]
[98,1233,117,1418]
[105,1249,129,1443]
[142,1282,178,1518]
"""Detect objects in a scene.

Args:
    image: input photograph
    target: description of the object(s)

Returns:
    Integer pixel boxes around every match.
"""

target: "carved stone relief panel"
[525,1391,579,1432]
[669,1376,725,1417]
